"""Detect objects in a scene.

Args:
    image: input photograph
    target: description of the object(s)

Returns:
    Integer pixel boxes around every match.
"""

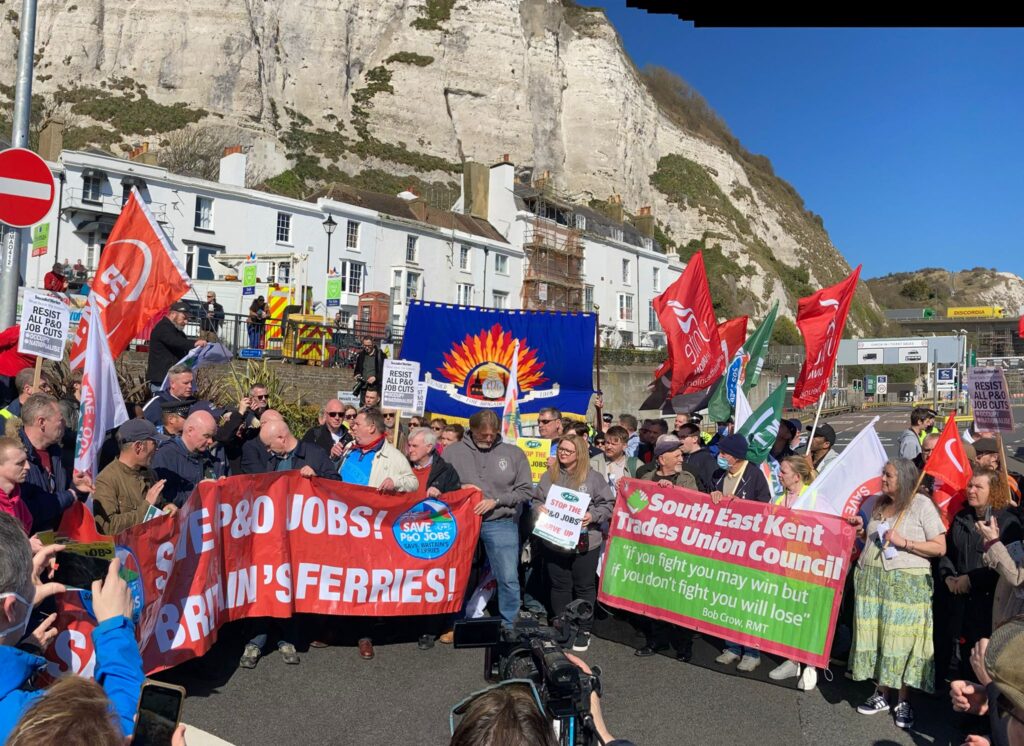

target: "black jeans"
[543,543,601,632]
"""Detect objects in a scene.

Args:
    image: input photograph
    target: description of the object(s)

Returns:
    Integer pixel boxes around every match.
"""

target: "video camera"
[453,601,602,746]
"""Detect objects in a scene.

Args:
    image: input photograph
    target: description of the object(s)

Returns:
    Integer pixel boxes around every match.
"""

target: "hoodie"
[441,434,533,522]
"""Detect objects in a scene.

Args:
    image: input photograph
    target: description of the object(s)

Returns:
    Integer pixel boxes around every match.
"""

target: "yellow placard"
[38,532,116,560]
[517,437,552,484]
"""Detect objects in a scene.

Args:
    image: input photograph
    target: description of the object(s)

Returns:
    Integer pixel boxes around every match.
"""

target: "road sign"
[876,374,888,395]
[864,375,876,395]
[239,348,263,359]
[937,367,956,382]
[0,148,56,227]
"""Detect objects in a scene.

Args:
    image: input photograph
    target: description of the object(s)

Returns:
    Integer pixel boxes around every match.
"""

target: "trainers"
[797,666,818,691]
[769,659,801,680]
[737,654,761,672]
[715,650,741,666]
[572,632,591,652]
[239,643,261,669]
[278,642,299,665]
[857,692,890,715]
[893,700,914,729]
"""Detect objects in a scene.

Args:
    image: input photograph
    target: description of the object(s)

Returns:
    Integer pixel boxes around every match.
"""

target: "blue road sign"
[239,348,264,359]
[937,367,956,382]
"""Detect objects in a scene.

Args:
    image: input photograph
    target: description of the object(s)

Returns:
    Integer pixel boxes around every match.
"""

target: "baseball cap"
[118,419,162,445]
[973,437,999,454]
[169,301,190,313]
[653,434,683,458]
[602,413,613,423]
[808,423,837,447]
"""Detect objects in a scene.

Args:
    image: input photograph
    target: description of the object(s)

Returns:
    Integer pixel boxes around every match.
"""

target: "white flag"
[74,295,129,478]
[734,386,753,431]
[792,417,888,517]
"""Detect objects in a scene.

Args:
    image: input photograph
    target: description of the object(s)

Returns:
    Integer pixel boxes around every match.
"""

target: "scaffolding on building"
[520,215,584,312]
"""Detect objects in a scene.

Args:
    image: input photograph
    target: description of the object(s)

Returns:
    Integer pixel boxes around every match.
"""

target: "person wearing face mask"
[710,433,771,672]
[0,514,145,740]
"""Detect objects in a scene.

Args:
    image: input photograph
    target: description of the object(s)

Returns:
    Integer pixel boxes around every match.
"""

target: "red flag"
[1018,313,1024,339]
[924,414,972,527]
[652,315,745,382]
[68,190,191,368]
[792,266,861,408]
[654,252,725,396]
[718,315,748,361]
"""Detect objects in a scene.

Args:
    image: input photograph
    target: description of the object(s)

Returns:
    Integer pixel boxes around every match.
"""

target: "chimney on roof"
[606,194,624,223]
[219,146,246,187]
[462,162,490,221]
[128,141,158,165]
[402,189,428,221]
[633,205,654,238]
[38,118,65,162]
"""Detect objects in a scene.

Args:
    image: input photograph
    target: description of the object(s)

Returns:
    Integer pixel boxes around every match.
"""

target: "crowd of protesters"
[2,319,1024,745]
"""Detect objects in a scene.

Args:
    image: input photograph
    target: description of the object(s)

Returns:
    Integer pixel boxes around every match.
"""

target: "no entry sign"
[0,148,56,228]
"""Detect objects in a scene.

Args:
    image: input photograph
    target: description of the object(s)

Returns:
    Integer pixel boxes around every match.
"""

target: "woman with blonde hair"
[532,434,613,653]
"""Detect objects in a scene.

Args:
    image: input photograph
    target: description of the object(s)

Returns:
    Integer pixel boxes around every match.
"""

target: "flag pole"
[806,396,825,456]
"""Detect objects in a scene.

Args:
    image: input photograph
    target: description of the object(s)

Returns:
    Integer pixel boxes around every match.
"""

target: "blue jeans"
[479,519,521,625]
[726,642,760,659]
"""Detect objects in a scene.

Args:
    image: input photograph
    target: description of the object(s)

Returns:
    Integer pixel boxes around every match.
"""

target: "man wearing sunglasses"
[302,398,354,463]
[215,385,271,474]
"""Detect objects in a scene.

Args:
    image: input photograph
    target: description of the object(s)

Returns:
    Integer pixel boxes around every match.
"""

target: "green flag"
[742,300,778,392]
[736,383,787,464]
[706,301,780,422]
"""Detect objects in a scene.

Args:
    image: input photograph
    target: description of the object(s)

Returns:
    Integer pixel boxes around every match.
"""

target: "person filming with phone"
[0,513,145,741]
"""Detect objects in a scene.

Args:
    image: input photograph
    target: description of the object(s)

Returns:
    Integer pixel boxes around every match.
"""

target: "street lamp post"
[322,214,337,304]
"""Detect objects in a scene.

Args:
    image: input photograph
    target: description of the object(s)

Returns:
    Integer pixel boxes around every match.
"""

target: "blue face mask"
[717,456,729,470]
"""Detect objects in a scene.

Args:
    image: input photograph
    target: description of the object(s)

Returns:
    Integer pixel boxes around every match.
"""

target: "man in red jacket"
[42,263,68,293]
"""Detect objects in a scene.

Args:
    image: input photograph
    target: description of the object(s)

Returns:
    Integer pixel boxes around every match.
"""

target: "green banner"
[31,223,49,257]
[326,277,342,308]
[737,384,787,464]
[242,262,257,296]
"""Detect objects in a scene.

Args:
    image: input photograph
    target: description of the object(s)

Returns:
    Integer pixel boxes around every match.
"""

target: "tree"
[771,316,802,346]
[158,127,234,181]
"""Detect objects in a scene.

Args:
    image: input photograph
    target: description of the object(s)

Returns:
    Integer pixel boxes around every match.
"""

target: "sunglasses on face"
[326,412,344,418]
[253,394,268,400]
[344,414,357,420]
[538,418,555,425]
[431,426,443,431]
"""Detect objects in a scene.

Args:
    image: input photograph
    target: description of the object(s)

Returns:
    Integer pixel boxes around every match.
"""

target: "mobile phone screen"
[51,551,110,589]
[131,683,185,746]
[452,618,503,648]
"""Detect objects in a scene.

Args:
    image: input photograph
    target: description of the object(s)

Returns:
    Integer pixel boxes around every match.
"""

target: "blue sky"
[590,5,1024,279]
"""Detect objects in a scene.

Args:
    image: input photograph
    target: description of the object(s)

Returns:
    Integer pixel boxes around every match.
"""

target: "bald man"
[302,399,353,464]
[259,419,337,479]
[240,409,283,474]
[152,409,228,507]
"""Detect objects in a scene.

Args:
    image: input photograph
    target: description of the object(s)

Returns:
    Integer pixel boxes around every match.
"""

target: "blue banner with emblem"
[400,301,596,422]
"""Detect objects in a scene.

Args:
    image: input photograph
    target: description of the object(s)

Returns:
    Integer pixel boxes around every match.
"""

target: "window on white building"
[337,311,352,327]
[195,196,214,231]
[459,245,471,271]
[611,227,624,242]
[391,269,403,305]
[406,235,418,263]
[276,262,291,285]
[495,254,509,275]
[346,220,360,249]
[622,258,631,285]
[457,283,474,305]
[184,244,219,281]
[406,271,421,302]
[652,267,661,292]
[641,237,653,251]
[276,212,292,244]
[584,285,594,313]
[618,293,634,321]
[492,291,509,309]
[341,261,364,294]
[574,214,586,231]
[82,173,104,203]
[649,302,660,331]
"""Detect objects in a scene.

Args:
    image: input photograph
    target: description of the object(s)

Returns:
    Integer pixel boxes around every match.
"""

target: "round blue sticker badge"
[393,499,458,560]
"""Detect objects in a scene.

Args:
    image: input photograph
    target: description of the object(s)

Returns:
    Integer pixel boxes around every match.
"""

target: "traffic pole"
[0,0,40,329]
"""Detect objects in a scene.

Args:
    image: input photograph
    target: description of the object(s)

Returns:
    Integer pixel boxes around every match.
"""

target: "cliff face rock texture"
[1,0,884,330]
[867,268,1024,316]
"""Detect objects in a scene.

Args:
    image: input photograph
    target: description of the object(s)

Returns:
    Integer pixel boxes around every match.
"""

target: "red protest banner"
[599,478,855,669]
[48,474,481,675]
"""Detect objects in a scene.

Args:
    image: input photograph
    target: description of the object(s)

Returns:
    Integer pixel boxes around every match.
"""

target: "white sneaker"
[797,666,818,691]
[769,659,802,680]
[715,650,741,666]
[737,654,761,672]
